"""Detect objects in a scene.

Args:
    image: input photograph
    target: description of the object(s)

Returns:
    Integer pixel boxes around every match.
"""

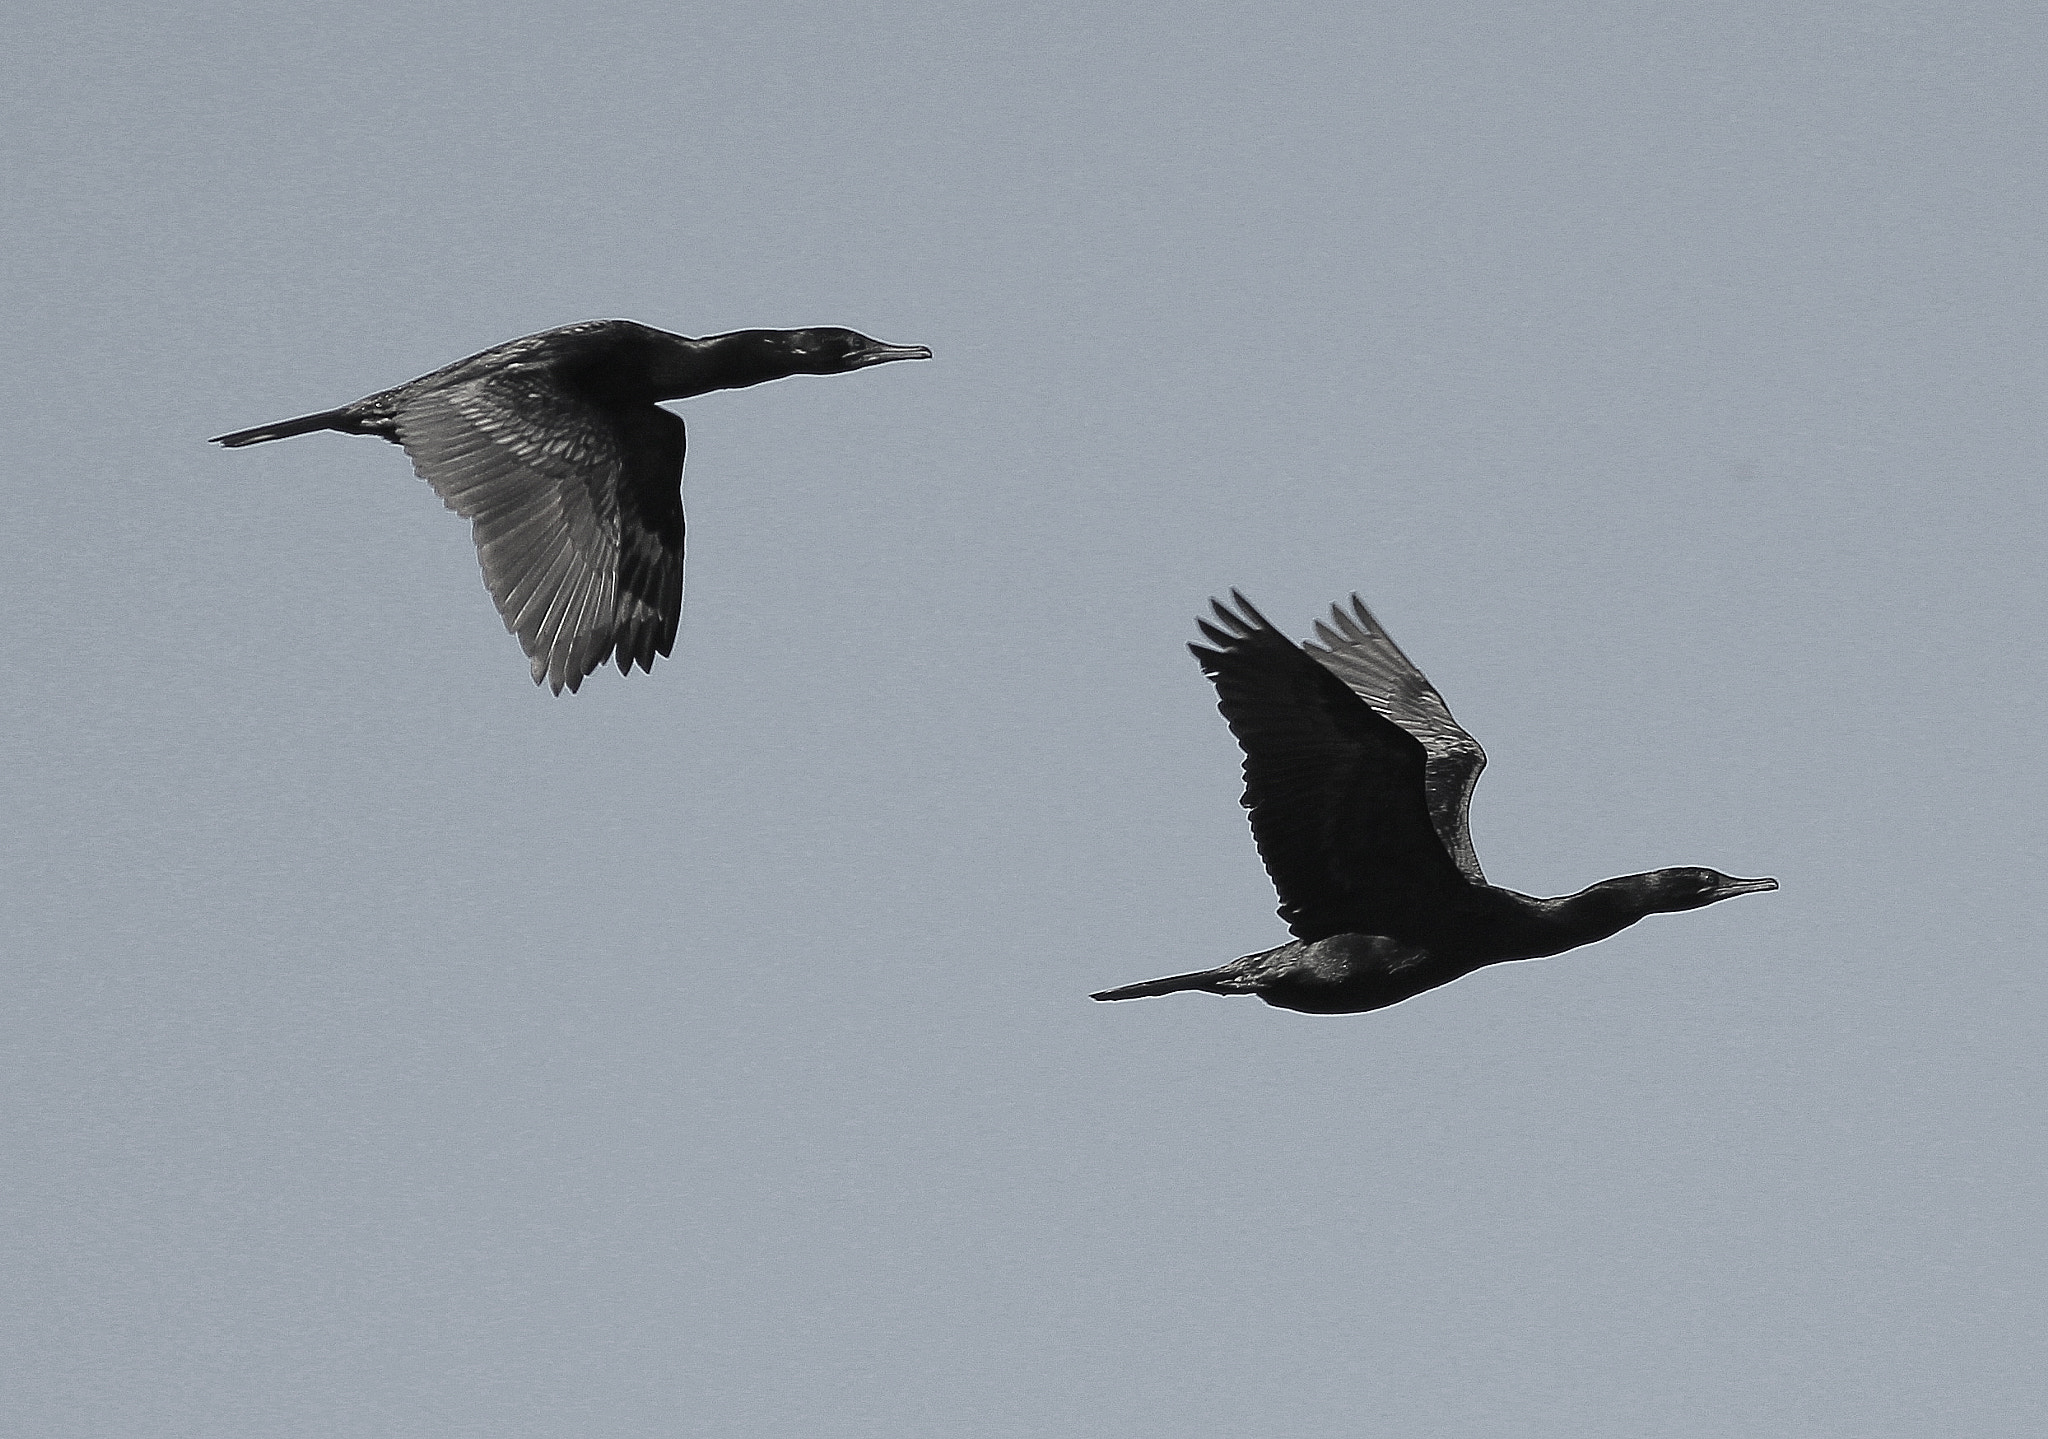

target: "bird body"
[1092,594,1776,1015]
[212,320,930,692]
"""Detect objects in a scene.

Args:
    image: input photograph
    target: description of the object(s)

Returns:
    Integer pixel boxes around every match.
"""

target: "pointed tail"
[1090,966,1236,1002]
[209,408,355,448]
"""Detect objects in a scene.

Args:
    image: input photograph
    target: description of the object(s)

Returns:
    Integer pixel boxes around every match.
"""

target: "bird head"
[1639,867,1780,912]
[777,328,933,374]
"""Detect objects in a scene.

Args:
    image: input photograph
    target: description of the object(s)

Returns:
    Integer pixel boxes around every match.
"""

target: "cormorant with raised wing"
[1092,593,1776,1014]
[213,320,931,693]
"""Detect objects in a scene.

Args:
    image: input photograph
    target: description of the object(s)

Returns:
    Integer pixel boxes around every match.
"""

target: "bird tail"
[1090,966,1237,1002]
[209,408,356,448]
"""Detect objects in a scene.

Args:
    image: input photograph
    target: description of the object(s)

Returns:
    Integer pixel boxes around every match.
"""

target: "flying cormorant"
[212,320,931,693]
[1092,593,1776,1014]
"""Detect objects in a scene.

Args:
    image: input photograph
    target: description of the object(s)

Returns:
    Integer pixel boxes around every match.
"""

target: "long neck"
[646,330,804,400]
[1508,877,1664,959]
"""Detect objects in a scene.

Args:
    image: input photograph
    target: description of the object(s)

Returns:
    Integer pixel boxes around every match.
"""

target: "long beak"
[1717,875,1779,898]
[847,341,933,368]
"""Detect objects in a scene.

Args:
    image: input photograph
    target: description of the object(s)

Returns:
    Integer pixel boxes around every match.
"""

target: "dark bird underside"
[1092,593,1776,1014]
[212,319,930,693]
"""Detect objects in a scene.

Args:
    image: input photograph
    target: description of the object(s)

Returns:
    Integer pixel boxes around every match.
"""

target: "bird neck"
[646,330,805,400]
[1518,876,1665,956]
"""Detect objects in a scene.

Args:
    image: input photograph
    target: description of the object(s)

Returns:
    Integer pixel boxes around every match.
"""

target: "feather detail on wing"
[393,372,685,693]
[1191,593,1470,941]
[1302,595,1488,884]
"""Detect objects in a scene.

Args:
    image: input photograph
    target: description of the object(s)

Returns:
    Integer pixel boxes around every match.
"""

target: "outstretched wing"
[393,370,685,694]
[1192,593,1470,942]
[1302,595,1488,884]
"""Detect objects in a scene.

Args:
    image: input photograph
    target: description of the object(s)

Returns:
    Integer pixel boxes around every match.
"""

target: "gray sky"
[4,2,2043,1435]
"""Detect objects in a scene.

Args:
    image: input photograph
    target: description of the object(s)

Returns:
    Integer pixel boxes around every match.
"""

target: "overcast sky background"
[3,3,2043,1435]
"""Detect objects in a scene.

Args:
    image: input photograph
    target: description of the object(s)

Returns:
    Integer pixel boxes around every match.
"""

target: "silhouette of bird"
[212,320,931,693]
[1093,593,1776,1014]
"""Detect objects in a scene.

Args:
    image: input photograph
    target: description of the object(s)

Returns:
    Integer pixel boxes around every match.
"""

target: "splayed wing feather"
[539,564,595,693]
[510,533,577,642]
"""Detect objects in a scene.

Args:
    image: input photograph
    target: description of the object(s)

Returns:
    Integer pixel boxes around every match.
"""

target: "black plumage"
[213,319,930,693]
[1093,593,1776,1014]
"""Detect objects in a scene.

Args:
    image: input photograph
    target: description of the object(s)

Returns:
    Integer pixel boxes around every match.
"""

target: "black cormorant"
[212,320,931,693]
[1092,593,1776,1014]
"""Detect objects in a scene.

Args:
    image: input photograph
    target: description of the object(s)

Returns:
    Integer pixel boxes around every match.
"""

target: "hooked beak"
[1716,875,1779,899]
[846,340,933,368]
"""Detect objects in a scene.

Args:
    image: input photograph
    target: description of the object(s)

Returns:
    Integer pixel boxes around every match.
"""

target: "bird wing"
[1301,596,1489,884]
[1193,593,1472,941]
[393,371,686,693]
